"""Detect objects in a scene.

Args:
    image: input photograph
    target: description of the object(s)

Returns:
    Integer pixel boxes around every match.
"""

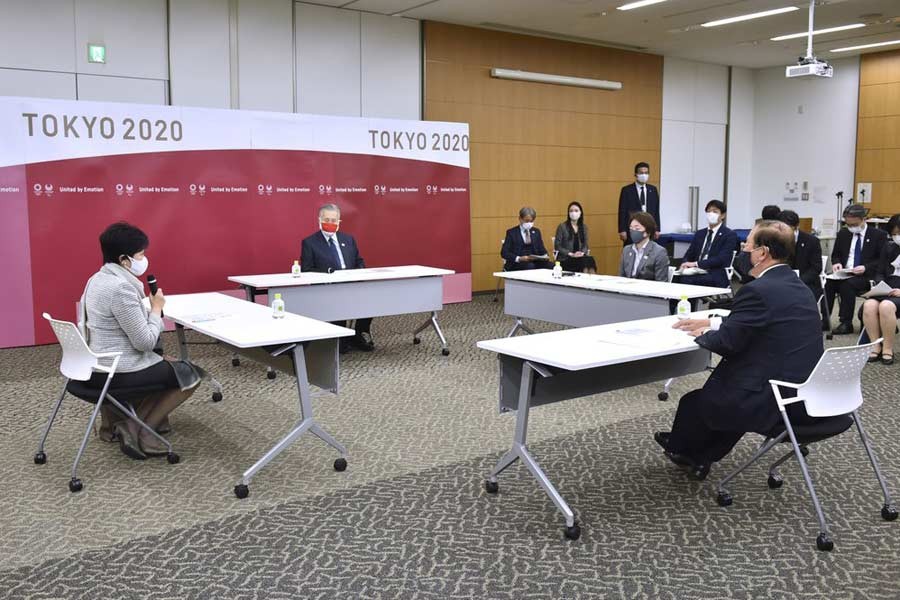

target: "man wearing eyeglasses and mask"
[300,203,374,354]
[653,221,824,480]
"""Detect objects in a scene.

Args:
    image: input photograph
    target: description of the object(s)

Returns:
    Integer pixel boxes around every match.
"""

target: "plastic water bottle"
[552,261,563,279]
[272,293,285,319]
[676,295,691,320]
[291,260,302,278]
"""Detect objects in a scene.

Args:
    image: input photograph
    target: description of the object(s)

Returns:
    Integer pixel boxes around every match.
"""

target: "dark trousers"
[331,318,372,335]
[824,276,870,324]
[506,260,553,271]
[666,390,745,464]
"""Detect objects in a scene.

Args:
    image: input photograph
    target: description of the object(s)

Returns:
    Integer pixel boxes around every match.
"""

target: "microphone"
[147,274,158,296]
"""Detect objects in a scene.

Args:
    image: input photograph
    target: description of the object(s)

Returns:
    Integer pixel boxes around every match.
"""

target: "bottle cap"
[294,260,299,265]
[275,293,282,299]
[680,295,688,300]
[555,261,561,266]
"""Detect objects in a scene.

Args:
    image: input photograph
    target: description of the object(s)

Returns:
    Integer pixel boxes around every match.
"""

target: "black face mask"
[733,251,753,277]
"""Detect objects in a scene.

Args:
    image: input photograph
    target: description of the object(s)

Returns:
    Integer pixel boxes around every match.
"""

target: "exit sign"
[87,44,106,64]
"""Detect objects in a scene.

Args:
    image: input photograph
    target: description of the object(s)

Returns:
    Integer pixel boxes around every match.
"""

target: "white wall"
[726,67,755,229]
[0,0,421,119]
[660,56,729,233]
[748,57,860,230]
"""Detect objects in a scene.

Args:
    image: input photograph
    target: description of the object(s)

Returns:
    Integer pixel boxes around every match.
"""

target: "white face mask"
[569,210,581,221]
[893,235,900,246]
[636,173,649,184]
[127,255,148,277]
[522,221,534,231]
[848,225,862,234]
[706,211,720,225]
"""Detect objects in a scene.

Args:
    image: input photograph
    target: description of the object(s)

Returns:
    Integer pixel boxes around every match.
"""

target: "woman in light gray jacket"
[619,212,669,281]
[81,222,198,460]
[554,201,597,273]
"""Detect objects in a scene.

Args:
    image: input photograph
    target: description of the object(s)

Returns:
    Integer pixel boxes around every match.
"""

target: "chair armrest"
[92,351,124,359]
[768,379,801,390]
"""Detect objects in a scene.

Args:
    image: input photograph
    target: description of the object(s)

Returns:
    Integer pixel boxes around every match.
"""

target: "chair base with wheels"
[714,339,897,551]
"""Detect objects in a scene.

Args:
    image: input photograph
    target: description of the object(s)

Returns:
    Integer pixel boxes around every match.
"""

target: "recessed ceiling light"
[617,0,667,11]
[702,6,799,28]
[831,39,900,52]
[771,23,865,41]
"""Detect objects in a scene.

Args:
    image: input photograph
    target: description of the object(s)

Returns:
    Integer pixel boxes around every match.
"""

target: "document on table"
[863,281,895,299]
[182,312,232,323]
[527,254,550,260]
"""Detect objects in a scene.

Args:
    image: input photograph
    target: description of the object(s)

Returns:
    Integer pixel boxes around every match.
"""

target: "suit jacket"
[682,225,738,288]
[618,240,669,281]
[875,241,900,283]
[501,226,549,269]
[694,265,823,434]
[831,225,887,278]
[300,231,365,273]
[554,221,590,258]
[617,183,660,234]
[792,230,823,297]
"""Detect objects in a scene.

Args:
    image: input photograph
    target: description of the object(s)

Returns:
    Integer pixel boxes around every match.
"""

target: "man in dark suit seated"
[654,220,824,479]
[501,207,553,271]
[618,161,661,246]
[678,200,738,289]
[300,203,374,354]
[825,203,887,335]
[777,210,823,300]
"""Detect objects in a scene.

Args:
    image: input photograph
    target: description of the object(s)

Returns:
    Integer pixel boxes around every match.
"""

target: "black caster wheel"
[34,451,47,465]
[800,446,810,457]
[167,453,180,465]
[485,480,499,494]
[333,458,348,472]
[816,533,834,552]
[413,337,421,345]
[767,475,784,489]
[442,348,450,356]
[68,478,83,493]
[658,392,669,401]
[564,523,581,540]
[232,357,241,367]
[716,491,733,507]
[234,484,250,499]
[211,391,223,402]
[882,504,899,521]
[826,334,833,341]
[266,370,276,380]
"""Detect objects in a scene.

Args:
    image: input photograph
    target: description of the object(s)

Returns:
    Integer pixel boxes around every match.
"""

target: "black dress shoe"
[664,451,710,481]
[654,431,671,450]
[832,322,854,335]
[882,354,894,366]
[351,332,375,352]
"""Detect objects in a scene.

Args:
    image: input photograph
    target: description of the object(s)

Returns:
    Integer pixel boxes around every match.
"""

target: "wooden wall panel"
[856,49,900,217]
[424,22,663,291]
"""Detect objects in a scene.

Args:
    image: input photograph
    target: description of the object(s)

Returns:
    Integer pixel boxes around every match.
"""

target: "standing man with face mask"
[618,162,661,246]
[825,204,887,335]
[300,203,374,354]
[654,221,824,480]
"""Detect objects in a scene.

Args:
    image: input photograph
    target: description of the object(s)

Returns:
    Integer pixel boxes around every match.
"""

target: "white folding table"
[229,265,455,356]
[477,310,725,540]
[163,292,355,498]
[495,269,730,336]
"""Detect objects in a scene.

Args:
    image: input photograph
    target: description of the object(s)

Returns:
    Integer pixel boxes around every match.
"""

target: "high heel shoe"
[114,422,146,460]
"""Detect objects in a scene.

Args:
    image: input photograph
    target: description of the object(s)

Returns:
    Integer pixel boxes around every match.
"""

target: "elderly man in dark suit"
[654,220,824,480]
[501,207,552,271]
[618,161,661,246]
[825,203,888,335]
[300,203,374,354]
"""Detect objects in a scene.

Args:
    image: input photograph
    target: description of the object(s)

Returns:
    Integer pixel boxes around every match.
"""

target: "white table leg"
[506,317,534,338]
[412,311,450,355]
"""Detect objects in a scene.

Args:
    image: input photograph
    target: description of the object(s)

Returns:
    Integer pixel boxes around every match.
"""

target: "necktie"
[639,186,646,211]
[700,229,714,259]
[632,248,641,277]
[853,233,862,268]
[524,228,532,244]
[328,236,343,269]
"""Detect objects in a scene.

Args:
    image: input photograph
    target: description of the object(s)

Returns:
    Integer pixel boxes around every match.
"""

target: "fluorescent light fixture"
[617,0,667,10]
[702,6,798,28]
[831,39,900,52]
[771,23,865,41]
[490,68,622,91]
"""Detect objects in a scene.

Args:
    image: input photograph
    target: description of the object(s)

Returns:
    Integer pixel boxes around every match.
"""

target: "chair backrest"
[667,266,676,283]
[42,313,105,381]
[726,250,737,281]
[792,340,880,417]
[820,255,828,289]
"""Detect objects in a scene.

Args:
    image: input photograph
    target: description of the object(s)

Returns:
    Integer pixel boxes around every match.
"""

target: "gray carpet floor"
[1,295,898,599]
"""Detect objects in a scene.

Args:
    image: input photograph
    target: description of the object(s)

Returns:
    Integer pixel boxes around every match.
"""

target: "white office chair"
[714,339,897,552]
[36,313,179,493]
[725,250,738,283]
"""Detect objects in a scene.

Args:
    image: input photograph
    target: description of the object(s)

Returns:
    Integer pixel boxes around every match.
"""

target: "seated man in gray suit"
[619,212,669,281]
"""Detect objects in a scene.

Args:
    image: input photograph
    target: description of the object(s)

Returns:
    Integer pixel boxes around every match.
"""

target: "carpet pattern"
[1,295,898,598]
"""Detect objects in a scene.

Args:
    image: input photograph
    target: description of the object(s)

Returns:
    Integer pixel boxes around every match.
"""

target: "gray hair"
[318,203,341,218]
[519,206,536,219]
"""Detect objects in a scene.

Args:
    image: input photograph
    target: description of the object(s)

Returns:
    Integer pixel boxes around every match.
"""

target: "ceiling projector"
[786,57,833,79]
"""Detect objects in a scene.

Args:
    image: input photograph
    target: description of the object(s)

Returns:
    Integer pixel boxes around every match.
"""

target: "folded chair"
[714,339,897,551]
[36,313,180,493]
